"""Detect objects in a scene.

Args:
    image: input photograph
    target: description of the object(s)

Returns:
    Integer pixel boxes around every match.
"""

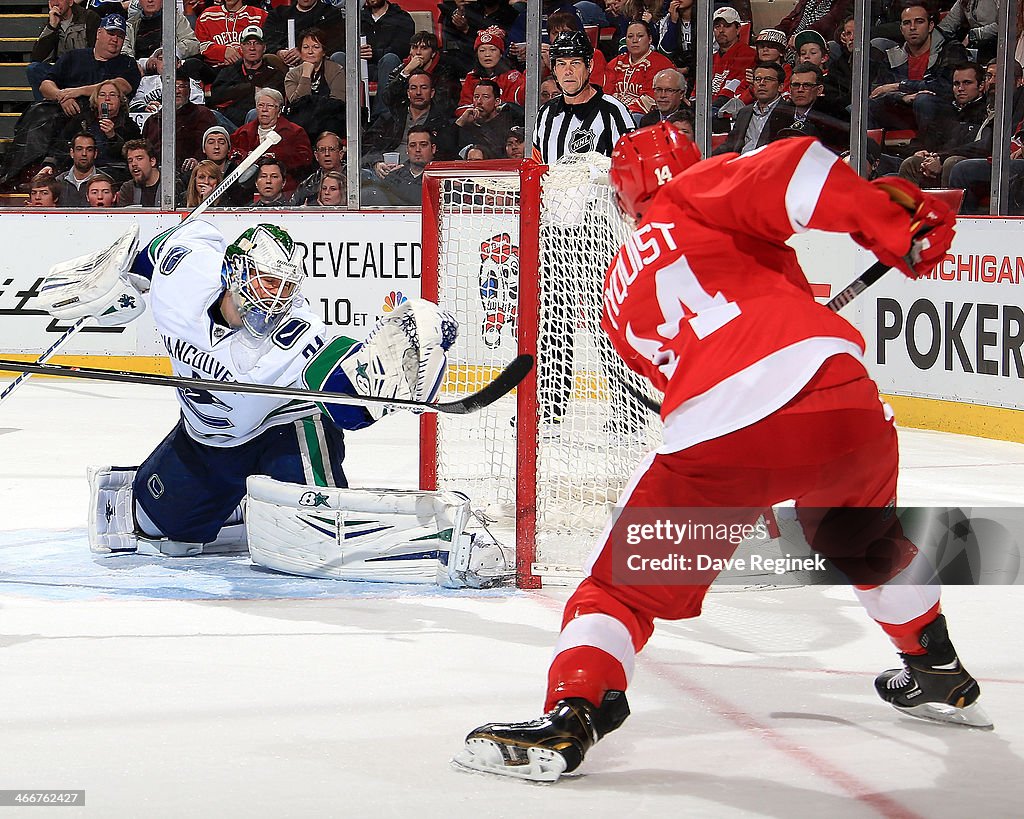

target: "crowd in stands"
[3,0,1023,213]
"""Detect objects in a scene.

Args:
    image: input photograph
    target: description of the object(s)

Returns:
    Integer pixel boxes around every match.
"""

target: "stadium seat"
[929,188,966,213]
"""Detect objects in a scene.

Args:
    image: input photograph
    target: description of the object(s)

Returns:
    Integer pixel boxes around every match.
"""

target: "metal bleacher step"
[1,14,47,38]
[0,111,18,140]
[0,63,28,86]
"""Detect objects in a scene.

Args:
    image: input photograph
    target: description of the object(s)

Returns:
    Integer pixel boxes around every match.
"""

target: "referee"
[533,30,645,437]
[533,31,634,164]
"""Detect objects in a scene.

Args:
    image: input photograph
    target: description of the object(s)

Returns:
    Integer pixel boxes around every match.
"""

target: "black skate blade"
[451,738,568,782]
[893,700,994,730]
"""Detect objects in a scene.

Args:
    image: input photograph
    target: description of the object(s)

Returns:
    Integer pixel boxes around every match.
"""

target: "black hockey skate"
[452,691,630,782]
[875,614,993,729]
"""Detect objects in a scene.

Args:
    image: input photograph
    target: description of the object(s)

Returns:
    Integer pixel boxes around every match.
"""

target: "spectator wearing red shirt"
[186,0,267,85]
[456,27,526,117]
[604,20,675,120]
[230,87,313,193]
[708,6,755,113]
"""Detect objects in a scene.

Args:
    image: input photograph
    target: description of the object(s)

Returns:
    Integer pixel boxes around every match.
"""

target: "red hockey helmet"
[608,122,702,221]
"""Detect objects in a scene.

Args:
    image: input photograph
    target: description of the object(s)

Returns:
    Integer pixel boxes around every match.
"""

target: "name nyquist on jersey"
[601,138,920,452]
[147,220,326,447]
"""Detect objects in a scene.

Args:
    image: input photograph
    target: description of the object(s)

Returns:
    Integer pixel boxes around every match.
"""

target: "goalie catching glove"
[303,298,458,423]
[39,225,149,327]
[854,177,955,279]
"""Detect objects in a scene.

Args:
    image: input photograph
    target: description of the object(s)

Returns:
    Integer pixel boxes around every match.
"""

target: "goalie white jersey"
[146,220,327,447]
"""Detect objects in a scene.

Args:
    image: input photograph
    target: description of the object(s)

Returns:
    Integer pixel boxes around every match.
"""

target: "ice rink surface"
[1,381,1022,818]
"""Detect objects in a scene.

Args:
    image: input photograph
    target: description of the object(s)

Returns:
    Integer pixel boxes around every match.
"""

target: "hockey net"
[420,156,663,587]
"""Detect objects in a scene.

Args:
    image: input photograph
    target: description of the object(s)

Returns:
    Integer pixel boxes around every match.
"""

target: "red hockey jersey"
[709,40,756,100]
[456,69,526,115]
[194,4,267,66]
[601,138,917,451]
[603,48,675,114]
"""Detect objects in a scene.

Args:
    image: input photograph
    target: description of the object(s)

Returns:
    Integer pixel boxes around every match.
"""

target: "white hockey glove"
[39,225,148,327]
[342,298,457,418]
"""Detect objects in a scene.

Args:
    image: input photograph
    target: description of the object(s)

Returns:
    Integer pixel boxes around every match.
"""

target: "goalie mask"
[224,224,303,339]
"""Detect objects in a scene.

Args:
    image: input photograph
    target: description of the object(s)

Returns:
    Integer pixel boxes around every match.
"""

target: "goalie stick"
[0,131,283,407]
[628,258,895,415]
[0,354,534,416]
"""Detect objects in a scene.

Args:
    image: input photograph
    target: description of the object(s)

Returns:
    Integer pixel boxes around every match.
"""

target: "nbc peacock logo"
[382,291,408,312]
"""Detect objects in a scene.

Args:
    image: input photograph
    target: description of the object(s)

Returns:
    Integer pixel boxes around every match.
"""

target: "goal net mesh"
[425,156,662,579]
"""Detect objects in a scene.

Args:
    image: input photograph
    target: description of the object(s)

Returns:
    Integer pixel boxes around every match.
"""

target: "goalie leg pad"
[88,467,248,557]
[88,466,141,554]
[245,476,511,586]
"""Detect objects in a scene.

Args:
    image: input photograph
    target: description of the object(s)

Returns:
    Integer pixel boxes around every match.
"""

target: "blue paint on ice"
[0,529,519,602]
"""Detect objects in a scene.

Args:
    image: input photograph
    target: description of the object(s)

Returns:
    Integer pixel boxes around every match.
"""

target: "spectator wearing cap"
[455,77,524,157]
[794,28,848,118]
[230,87,313,193]
[362,69,457,172]
[713,61,790,155]
[738,28,790,104]
[291,130,346,205]
[208,26,286,128]
[455,27,526,117]
[505,126,525,159]
[254,156,289,206]
[708,7,755,114]
[123,0,199,75]
[775,0,851,46]
[187,0,267,85]
[39,13,142,117]
[142,73,218,167]
[638,67,687,127]
[28,0,100,101]
[264,0,344,69]
[128,48,204,129]
[382,31,463,118]
[605,20,675,121]
[438,0,518,77]
[179,125,252,206]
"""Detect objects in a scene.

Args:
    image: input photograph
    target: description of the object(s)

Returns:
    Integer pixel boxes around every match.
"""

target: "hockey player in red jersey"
[453,123,991,783]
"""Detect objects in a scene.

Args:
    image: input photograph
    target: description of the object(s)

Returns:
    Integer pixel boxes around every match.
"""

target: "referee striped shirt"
[532,86,635,164]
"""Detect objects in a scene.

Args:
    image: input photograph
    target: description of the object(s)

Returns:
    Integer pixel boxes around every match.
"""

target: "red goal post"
[419,157,662,588]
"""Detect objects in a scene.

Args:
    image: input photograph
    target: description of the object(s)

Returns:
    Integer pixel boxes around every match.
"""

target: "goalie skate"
[875,614,993,729]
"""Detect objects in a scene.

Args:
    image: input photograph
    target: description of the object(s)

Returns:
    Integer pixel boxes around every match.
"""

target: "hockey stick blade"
[0,354,533,415]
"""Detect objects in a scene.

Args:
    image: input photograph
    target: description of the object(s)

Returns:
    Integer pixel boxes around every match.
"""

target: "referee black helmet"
[549,30,593,64]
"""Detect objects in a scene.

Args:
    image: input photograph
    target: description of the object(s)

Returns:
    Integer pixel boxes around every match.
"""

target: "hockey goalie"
[37,219,512,589]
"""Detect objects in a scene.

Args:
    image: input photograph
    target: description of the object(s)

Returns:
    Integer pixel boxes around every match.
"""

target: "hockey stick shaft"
[185,130,281,223]
[0,316,86,404]
[0,354,533,416]
[630,259,897,415]
[0,134,282,405]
